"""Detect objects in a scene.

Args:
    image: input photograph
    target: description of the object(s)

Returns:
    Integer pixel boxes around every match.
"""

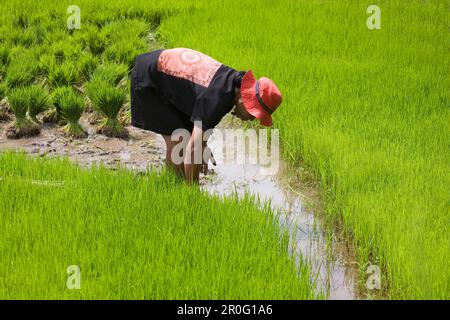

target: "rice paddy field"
[0,0,449,300]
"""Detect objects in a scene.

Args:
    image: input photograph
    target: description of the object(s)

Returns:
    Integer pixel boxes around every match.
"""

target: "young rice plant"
[87,81,127,138]
[57,87,86,138]
[6,87,40,138]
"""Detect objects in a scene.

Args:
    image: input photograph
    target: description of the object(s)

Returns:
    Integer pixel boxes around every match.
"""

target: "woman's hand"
[202,144,216,176]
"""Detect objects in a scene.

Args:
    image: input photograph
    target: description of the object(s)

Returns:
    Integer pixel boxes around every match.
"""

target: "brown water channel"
[0,114,362,299]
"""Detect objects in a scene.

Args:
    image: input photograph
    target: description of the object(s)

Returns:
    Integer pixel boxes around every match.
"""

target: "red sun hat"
[240,70,283,127]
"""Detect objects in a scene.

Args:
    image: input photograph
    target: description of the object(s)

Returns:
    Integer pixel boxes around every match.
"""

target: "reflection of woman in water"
[130,47,282,183]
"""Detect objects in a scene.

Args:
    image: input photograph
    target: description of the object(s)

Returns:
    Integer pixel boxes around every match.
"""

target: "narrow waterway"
[201,125,360,299]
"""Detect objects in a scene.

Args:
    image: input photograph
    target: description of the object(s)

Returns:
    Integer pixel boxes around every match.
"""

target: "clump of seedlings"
[88,62,128,88]
[48,62,78,88]
[6,54,38,88]
[42,87,65,123]
[85,27,108,56]
[50,41,82,64]
[104,38,148,71]
[77,53,99,82]
[87,81,127,138]
[101,19,149,42]
[26,85,50,123]
[38,54,56,77]
[12,12,28,29]
[0,82,6,100]
[58,87,86,138]
[0,82,10,121]
[6,87,41,138]
[85,63,128,126]
[0,46,9,75]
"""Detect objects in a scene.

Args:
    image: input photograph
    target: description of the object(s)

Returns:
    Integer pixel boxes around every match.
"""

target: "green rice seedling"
[48,63,78,88]
[77,53,99,82]
[101,19,149,43]
[8,28,34,48]
[6,54,38,88]
[0,46,7,77]
[104,38,148,71]
[89,11,113,28]
[29,13,45,26]
[50,41,82,64]
[104,42,135,70]
[6,65,35,88]
[5,87,40,138]
[58,88,86,138]
[30,44,48,59]
[37,54,56,76]
[0,25,9,43]
[6,46,27,60]
[26,85,50,123]
[0,46,9,67]
[29,25,46,46]
[0,82,9,121]
[88,62,128,88]
[85,27,108,56]
[87,81,127,138]
[42,86,69,123]
[0,82,6,101]
[42,28,67,45]
[51,42,66,64]
[12,11,28,29]
[72,29,89,51]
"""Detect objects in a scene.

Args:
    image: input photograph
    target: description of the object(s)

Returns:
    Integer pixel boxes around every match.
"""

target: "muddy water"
[0,115,165,171]
[0,114,361,299]
[202,124,361,300]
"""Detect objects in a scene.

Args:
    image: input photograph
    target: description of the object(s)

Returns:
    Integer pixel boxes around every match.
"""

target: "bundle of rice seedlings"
[88,62,128,88]
[89,12,112,28]
[0,82,6,101]
[50,41,82,64]
[77,54,99,82]
[48,63,78,88]
[58,88,86,138]
[5,87,40,139]
[85,28,108,56]
[12,12,28,29]
[52,42,66,64]
[0,82,10,121]
[42,28,66,45]
[6,57,38,88]
[72,29,89,51]
[19,28,37,48]
[38,54,56,76]
[26,85,50,123]
[104,39,147,71]
[0,25,8,42]
[87,81,127,138]
[28,25,46,46]
[42,86,67,123]
[0,46,9,67]
[9,28,34,48]
[101,19,149,42]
